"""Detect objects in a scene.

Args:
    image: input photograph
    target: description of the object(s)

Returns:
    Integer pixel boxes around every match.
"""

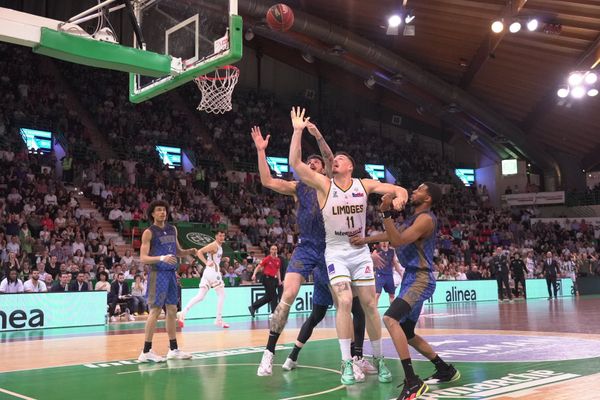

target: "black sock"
[354,345,363,358]
[350,342,356,358]
[143,341,152,353]
[266,331,280,353]
[289,345,302,362]
[401,358,418,383]
[431,355,449,370]
[169,339,178,351]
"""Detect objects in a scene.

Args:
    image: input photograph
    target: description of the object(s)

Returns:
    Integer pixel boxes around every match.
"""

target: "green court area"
[1,338,599,400]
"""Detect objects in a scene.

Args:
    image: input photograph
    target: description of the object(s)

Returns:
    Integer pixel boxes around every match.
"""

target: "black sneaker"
[424,364,461,385]
[397,377,428,400]
[248,306,256,318]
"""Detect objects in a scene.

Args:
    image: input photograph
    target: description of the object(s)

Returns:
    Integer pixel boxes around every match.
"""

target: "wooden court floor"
[1,296,599,400]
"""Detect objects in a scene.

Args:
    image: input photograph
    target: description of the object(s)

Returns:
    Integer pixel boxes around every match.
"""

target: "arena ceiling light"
[509,20,521,33]
[388,15,402,28]
[527,18,539,31]
[556,85,569,98]
[558,70,599,99]
[491,17,541,34]
[491,20,504,33]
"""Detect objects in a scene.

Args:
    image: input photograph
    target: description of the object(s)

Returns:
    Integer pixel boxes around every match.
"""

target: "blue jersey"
[376,248,396,276]
[396,211,437,272]
[295,181,326,252]
[149,224,177,271]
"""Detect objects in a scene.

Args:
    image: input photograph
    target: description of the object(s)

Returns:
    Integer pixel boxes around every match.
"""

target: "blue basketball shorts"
[396,269,436,322]
[376,273,396,295]
[146,269,179,307]
[287,245,333,307]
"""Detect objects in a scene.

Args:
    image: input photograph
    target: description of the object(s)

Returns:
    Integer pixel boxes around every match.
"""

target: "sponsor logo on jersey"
[327,264,335,275]
[332,190,338,198]
[351,192,364,197]
[364,266,371,274]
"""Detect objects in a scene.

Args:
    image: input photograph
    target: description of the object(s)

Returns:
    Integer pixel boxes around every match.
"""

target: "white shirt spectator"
[23,202,36,215]
[108,208,124,221]
[122,210,132,221]
[44,193,58,206]
[24,279,47,293]
[7,191,22,204]
[89,181,105,196]
[120,255,134,267]
[0,278,24,293]
[101,189,113,199]
[7,242,20,255]
[72,241,85,255]
[456,272,468,281]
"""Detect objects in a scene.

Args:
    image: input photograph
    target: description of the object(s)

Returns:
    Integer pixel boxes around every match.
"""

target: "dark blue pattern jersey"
[149,224,177,271]
[376,249,396,276]
[296,181,326,253]
[396,211,437,272]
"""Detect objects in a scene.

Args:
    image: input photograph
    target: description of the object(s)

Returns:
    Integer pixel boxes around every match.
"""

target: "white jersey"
[207,244,223,270]
[322,178,368,252]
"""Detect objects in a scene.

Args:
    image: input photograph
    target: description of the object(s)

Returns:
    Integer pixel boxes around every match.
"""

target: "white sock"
[371,339,382,358]
[214,286,226,321]
[339,338,352,361]
[182,286,209,319]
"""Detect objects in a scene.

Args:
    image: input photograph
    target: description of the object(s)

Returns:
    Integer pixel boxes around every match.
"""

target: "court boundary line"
[1,328,599,374]
[0,387,36,400]
[117,362,344,400]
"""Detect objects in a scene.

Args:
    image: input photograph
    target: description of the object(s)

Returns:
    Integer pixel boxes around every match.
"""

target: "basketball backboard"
[129,0,242,103]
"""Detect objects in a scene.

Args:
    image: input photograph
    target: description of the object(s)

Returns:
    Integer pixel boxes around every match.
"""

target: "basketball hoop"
[194,66,239,114]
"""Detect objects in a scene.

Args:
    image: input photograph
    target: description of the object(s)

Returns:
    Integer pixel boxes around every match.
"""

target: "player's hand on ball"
[380,193,393,212]
[291,106,310,131]
[349,234,365,246]
[251,126,270,151]
[164,255,177,265]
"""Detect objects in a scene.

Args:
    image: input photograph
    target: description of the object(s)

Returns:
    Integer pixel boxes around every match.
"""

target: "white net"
[194,66,240,114]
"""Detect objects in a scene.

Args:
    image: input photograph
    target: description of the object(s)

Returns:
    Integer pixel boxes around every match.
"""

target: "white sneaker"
[128,314,136,321]
[282,357,297,371]
[257,350,273,376]
[166,349,193,360]
[177,312,185,328]
[352,357,366,382]
[110,316,117,322]
[214,319,230,328]
[354,356,378,375]
[138,350,166,363]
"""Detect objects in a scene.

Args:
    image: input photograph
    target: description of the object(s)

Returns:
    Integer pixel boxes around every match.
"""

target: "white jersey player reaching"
[178,230,229,328]
[288,107,409,385]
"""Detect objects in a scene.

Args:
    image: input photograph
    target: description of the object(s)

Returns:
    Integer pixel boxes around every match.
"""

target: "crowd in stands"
[1,42,599,311]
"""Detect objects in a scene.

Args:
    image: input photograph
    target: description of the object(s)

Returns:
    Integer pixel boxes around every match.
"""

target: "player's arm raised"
[361,179,409,211]
[174,227,196,257]
[251,126,297,196]
[289,107,329,193]
[140,229,176,265]
[306,122,334,178]
[380,194,434,247]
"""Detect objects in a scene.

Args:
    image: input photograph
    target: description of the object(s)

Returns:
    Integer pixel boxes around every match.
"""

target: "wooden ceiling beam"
[459,0,529,88]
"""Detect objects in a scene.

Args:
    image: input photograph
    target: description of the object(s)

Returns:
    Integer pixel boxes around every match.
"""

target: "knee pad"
[309,304,328,325]
[384,298,412,322]
[400,319,417,340]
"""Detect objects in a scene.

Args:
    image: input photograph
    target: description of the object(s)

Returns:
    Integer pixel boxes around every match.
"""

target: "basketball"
[266,4,294,32]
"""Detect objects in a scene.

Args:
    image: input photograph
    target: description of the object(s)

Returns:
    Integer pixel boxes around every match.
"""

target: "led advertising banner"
[19,128,53,153]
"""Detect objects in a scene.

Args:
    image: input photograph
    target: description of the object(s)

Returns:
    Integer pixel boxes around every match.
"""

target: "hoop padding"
[194,66,240,114]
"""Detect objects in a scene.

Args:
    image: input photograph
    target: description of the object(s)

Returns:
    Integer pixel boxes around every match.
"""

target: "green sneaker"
[375,357,392,383]
[340,360,356,385]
